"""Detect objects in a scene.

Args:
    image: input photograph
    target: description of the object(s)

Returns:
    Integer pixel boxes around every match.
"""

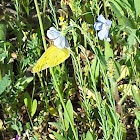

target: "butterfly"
[32,27,70,73]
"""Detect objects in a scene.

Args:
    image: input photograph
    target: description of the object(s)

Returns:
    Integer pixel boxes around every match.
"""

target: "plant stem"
[49,0,58,29]
[34,1,78,139]
[0,68,2,80]
[34,0,48,112]
[50,68,78,140]
[34,0,47,51]
[103,0,107,18]
[43,0,47,14]
[37,73,48,111]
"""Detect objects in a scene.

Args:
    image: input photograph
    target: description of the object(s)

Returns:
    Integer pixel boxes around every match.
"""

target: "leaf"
[121,0,130,7]
[15,77,33,92]
[49,134,56,140]
[24,92,32,112]
[0,51,7,62]
[109,0,134,27]
[127,29,136,47]
[11,121,23,135]
[30,136,38,140]
[53,131,67,140]
[120,122,127,140]
[11,124,19,132]
[0,22,6,41]
[0,119,4,130]
[134,110,140,122]
[134,49,140,71]
[66,99,74,123]
[113,61,121,80]
[48,121,64,132]
[131,85,140,108]
[117,65,129,82]
[118,84,132,95]
[86,88,96,100]
[118,84,140,107]
[104,40,114,61]
[109,0,124,17]
[85,131,93,140]
[49,106,58,117]
[91,57,100,81]
[31,99,37,117]
[21,0,29,15]
[85,3,94,24]
[64,99,74,130]
[0,74,11,95]
[134,0,140,18]
[64,112,69,131]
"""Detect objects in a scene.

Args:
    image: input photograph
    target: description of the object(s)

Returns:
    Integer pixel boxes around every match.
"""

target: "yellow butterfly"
[32,45,70,73]
[32,27,70,73]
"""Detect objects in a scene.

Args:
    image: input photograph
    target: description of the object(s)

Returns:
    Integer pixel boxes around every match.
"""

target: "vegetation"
[0,0,140,139]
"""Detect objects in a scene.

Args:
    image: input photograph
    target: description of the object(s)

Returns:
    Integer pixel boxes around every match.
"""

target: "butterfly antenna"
[45,37,50,42]
[45,37,54,46]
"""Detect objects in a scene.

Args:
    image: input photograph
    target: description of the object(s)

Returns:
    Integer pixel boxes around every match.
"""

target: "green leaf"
[11,121,23,135]
[24,92,32,112]
[0,22,6,41]
[85,3,94,24]
[118,16,134,27]
[11,124,19,132]
[131,85,140,108]
[66,99,74,123]
[134,0,140,18]
[20,0,29,15]
[48,121,64,132]
[64,99,74,130]
[0,74,11,95]
[118,84,132,96]
[113,60,121,80]
[91,57,100,81]
[15,77,33,92]
[127,29,136,47]
[85,131,93,140]
[53,131,67,140]
[49,106,58,117]
[135,49,140,71]
[109,0,124,17]
[24,92,37,117]
[64,112,69,131]
[109,0,134,27]
[31,99,37,117]
[30,137,38,140]
[117,65,129,82]
[0,51,7,62]
[134,110,140,122]
[120,122,127,140]
[104,40,114,61]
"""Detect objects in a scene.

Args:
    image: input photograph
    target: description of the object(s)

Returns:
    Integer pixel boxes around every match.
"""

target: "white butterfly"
[47,27,70,49]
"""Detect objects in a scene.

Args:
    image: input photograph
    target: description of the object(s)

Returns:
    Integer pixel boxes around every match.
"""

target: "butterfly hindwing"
[47,46,70,67]
[32,45,70,73]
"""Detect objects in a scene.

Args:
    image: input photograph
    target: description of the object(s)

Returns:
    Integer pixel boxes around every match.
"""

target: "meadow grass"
[0,0,140,140]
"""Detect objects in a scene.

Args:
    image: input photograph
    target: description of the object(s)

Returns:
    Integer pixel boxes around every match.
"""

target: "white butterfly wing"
[47,27,60,40]
[54,36,70,49]
[47,27,70,49]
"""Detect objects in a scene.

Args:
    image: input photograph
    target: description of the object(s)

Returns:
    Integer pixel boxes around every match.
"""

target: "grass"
[0,0,140,140]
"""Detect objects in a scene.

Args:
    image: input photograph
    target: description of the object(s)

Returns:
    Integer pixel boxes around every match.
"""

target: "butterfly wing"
[46,45,70,67]
[32,45,70,73]
[47,27,60,40]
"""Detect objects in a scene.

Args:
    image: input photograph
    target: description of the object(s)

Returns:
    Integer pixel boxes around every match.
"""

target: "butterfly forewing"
[32,45,70,73]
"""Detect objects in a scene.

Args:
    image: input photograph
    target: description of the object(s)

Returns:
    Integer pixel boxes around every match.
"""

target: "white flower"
[94,14,112,42]
[47,27,70,49]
